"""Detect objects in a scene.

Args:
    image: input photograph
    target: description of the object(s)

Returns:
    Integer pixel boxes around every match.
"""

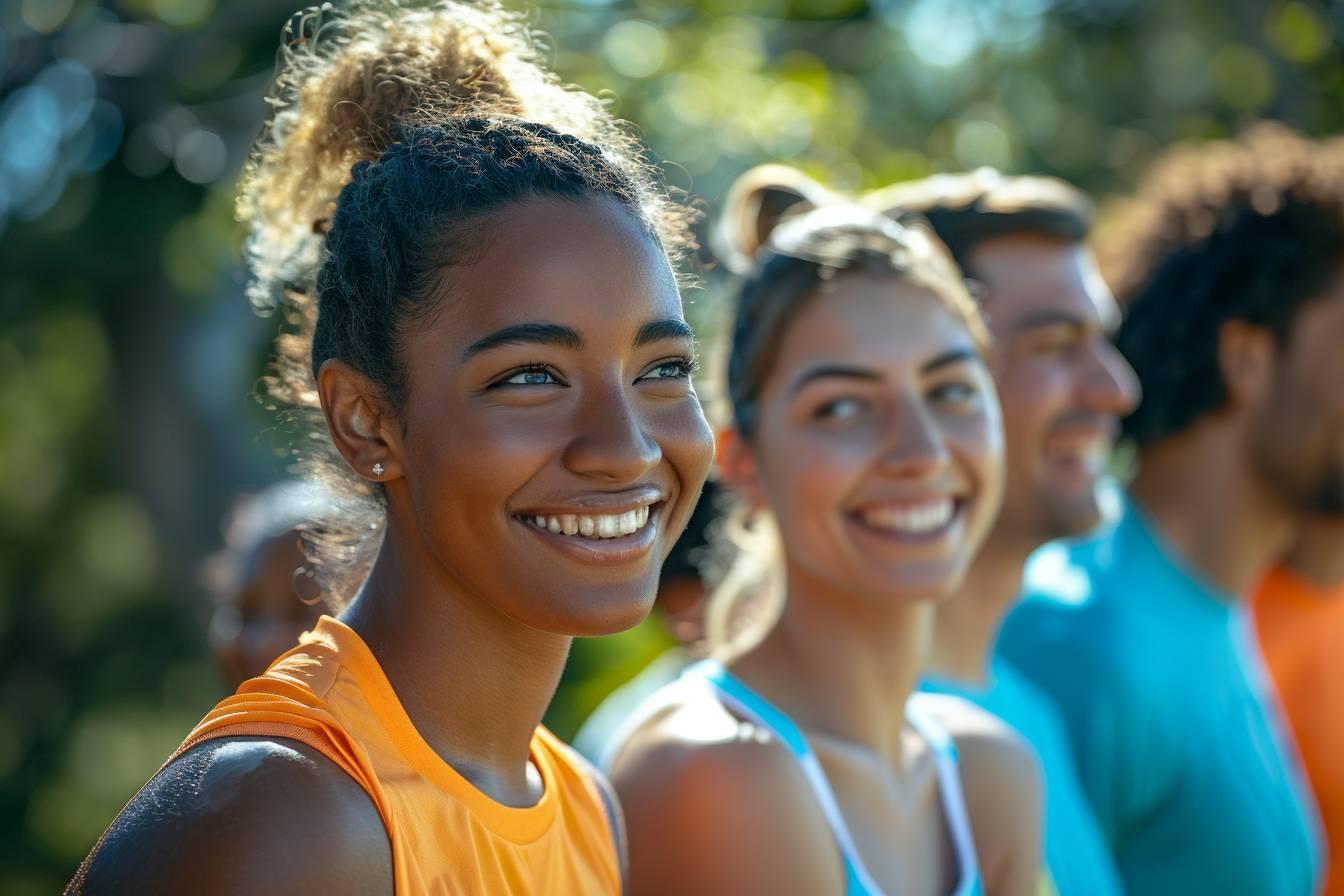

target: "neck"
[1128,422,1298,599]
[732,560,934,765]
[927,534,1028,685]
[340,497,571,806]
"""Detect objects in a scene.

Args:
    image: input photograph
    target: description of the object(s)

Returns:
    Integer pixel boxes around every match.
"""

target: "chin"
[1046,500,1104,540]
[862,564,968,605]
[533,584,659,637]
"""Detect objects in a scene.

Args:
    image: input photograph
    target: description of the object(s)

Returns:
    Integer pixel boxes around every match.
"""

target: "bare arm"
[69,737,393,896]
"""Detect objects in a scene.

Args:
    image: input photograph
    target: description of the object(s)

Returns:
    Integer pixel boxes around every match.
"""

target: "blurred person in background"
[573,480,720,766]
[998,123,1344,896]
[717,165,1134,894]
[1256,515,1344,896]
[203,481,334,688]
[68,2,713,894]
[865,170,1137,896]
[611,203,1042,896]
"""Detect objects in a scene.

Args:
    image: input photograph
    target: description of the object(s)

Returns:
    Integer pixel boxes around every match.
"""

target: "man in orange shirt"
[1256,516,1344,896]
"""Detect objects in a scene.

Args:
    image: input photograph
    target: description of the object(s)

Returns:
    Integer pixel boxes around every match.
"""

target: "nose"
[1080,338,1141,416]
[874,396,951,479]
[561,379,663,483]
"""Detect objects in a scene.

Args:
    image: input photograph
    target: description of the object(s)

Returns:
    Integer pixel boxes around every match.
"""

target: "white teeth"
[860,498,955,535]
[525,505,657,540]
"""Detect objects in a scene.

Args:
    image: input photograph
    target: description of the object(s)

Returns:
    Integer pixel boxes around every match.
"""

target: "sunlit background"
[3,0,1344,890]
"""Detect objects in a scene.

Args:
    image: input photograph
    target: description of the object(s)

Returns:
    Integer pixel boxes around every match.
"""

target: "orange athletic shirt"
[1255,568,1344,896]
[176,616,621,896]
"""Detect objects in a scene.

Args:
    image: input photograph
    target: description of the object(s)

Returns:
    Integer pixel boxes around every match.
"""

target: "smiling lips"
[856,497,959,535]
[524,506,653,539]
[1044,429,1111,480]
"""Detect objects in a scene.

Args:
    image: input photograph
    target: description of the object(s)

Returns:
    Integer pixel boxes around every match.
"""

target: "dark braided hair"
[1104,123,1344,446]
[313,117,654,409]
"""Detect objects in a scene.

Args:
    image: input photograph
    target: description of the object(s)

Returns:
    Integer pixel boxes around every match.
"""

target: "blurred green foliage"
[4,0,1344,889]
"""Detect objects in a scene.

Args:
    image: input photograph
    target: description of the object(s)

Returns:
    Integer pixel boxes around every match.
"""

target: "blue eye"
[638,358,696,382]
[500,367,561,387]
[930,382,977,404]
[816,397,865,420]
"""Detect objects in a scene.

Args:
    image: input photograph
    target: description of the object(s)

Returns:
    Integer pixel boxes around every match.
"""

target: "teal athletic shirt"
[996,491,1323,896]
[921,659,1123,896]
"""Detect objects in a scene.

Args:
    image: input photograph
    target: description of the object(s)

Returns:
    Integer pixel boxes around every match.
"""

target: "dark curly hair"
[314,117,652,409]
[1104,123,1344,446]
[239,1,696,602]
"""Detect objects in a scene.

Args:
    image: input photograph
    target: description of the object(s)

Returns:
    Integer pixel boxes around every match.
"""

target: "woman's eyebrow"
[788,364,883,396]
[921,347,982,374]
[634,319,695,347]
[461,322,584,360]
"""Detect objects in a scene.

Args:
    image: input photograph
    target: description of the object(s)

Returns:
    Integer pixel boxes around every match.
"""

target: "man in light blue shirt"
[866,170,1137,896]
[999,126,1340,895]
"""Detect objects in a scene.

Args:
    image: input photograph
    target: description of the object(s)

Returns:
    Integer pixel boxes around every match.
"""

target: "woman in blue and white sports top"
[609,190,1044,896]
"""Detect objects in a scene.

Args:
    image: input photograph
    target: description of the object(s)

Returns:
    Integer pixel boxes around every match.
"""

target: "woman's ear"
[715,425,765,511]
[316,358,403,483]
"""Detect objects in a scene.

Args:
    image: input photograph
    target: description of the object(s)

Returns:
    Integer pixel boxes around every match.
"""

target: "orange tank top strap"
[173,624,386,803]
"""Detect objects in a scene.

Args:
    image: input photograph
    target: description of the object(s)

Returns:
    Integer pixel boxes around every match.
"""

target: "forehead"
[968,233,1118,332]
[419,195,682,350]
[767,271,978,381]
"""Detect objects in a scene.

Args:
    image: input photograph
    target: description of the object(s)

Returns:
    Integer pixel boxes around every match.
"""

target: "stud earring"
[372,463,384,477]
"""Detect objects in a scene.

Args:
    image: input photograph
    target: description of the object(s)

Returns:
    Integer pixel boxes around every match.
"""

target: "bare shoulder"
[914,694,1044,896]
[915,692,1040,781]
[69,737,392,896]
[609,689,843,896]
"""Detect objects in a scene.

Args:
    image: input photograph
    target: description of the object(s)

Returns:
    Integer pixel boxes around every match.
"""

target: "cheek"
[652,397,714,480]
[757,425,868,523]
[950,407,1005,494]
[404,401,562,517]
[999,360,1073,434]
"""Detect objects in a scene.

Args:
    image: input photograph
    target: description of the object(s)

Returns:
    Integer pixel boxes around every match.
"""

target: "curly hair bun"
[240,0,687,314]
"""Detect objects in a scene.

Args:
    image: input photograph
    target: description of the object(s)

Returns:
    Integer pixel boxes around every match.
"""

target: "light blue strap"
[690,660,812,757]
[906,699,983,896]
[687,660,879,896]
[689,662,985,896]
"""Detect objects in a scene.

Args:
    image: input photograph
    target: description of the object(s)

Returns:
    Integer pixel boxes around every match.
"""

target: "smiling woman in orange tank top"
[67,3,712,894]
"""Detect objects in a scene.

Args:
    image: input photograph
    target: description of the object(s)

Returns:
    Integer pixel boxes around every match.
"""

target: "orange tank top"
[175,616,621,895]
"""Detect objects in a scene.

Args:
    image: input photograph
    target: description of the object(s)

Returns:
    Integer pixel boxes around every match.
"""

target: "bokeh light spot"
[602,20,669,79]
[1266,0,1330,65]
